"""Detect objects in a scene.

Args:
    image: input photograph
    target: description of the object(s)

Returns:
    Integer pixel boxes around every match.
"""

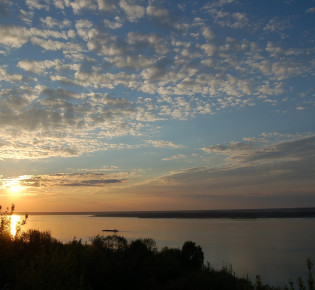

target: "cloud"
[119,0,145,22]
[146,5,174,27]
[306,7,315,14]
[86,29,127,56]
[20,9,34,25]
[206,5,249,29]
[75,19,93,40]
[71,0,97,14]
[63,179,124,186]
[146,5,169,19]
[1,173,127,189]
[26,0,49,10]
[17,59,62,74]
[0,67,23,82]
[0,26,29,48]
[127,31,169,54]
[202,141,257,154]
[0,25,73,52]
[146,140,182,149]
[104,17,123,29]
[159,135,315,195]
[200,44,216,56]
[0,0,314,165]
[97,0,116,11]
[0,85,141,159]
[263,17,292,38]
[53,0,71,10]
[30,37,81,53]
[162,154,186,161]
[107,55,155,70]
[74,70,139,89]
[40,16,71,29]
[201,135,315,167]
[201,26,215,40]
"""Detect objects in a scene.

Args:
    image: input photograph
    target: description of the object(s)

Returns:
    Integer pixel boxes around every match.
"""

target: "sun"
[1,175,31,196]
[3,178,24,195]
[9,183,22,193]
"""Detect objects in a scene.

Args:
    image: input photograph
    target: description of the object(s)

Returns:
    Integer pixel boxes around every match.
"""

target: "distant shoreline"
[17,207,315,219]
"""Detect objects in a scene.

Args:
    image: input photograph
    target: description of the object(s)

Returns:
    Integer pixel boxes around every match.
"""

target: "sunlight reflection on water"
[10,215,20,237]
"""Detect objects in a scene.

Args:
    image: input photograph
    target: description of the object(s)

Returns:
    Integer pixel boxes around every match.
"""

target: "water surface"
[20,215,315,286]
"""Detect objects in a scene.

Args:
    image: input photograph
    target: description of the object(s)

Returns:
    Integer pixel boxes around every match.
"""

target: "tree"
[181,241,204,269]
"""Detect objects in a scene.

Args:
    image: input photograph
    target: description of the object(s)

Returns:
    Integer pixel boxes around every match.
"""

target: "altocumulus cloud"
[0,0,314,210]
[0,0,313,161]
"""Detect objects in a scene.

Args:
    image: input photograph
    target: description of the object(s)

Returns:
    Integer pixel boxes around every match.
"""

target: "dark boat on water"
[102,229,119,233]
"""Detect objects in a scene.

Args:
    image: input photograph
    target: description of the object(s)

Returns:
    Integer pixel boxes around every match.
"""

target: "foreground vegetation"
[1,205,314,290]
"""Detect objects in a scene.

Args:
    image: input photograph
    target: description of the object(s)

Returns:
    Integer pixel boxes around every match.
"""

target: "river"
[16,214,315,287]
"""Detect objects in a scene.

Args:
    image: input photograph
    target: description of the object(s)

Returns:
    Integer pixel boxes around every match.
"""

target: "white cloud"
[30,37,82,55]
[108,55,154,70]
[17,59,62,74]
[197,103,212,114]
[146,5,172,26]
[0,67,23,82]
[97,0,116,11]
[54,0,71,9]
[146,5,169,18]
[200,43,216,56]
[26,0,49,10]
[71,0,97,14]
[86,29,126,56]
[104,17,123,29]
[0,85,143,159]
[75,19,93,41]
[0,26,29,48]
[20,9,34,25]
[127,31,169,54]
[306,7,315,14]
[201,26,214,40]
[230,12,248,28]
[40,16,71,29]
[263,17,291,37]
[146,140,182,149]
[119,0,145,22]
[29,28,68,39]
[162,154,186,161]
[0,0,314,165]
[74,70,139,89]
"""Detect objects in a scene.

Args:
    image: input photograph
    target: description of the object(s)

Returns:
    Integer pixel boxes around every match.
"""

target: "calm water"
[18,215,315,286]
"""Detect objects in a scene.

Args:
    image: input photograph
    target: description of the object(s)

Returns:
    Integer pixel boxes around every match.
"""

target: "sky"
[0,0,314,212]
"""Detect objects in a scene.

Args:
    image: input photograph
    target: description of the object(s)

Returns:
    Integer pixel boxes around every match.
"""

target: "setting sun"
[7,180,22,194]
[9,183,22,194]
[1,177,26,195]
